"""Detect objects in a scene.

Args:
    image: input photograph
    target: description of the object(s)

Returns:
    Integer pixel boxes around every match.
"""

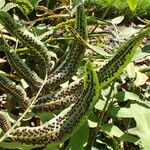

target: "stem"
[85,81,115,150]
[29,14,71,26]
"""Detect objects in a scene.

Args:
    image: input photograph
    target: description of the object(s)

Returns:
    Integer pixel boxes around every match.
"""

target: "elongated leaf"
[0,0,5,9]
[15,0,34,15]
[29,0,41,8]
[1,3,17,11]
[127,0,139,11]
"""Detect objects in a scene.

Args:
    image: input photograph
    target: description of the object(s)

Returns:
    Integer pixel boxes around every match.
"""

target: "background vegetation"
[0,0,150,149]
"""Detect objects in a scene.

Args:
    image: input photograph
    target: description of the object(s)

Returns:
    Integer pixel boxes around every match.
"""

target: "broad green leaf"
[101,124,124,138]
[118,26,141,40]
[120,133,139,143]
[127,0,139,11]
[0,0,5,9]
[125,62,137,78]
[142,45,150,53]
[108,106,133,118]
[134,71,148,86]
[34,24,47,36]
[132,48,150,61]
[109,16,124,25]
[1,3,17,11]
[95,98,134,118]
[125,63,148,85]
[88,119,97,128]
[95,99,105,111]
[115,91,141,102]
[67,122,89,150]
[128,103,150,150]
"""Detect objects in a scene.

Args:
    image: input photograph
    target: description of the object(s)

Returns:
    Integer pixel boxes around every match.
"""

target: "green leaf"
[132,47,150,61]
[125,62,137,78]
[0,142,36,150]
[120,133,139,143]
[1,3,17,11]
[88,119,97,128]
[134,71,148,86]
[105,0,114,5]
[109,106,133,118]
[118,26,141,40]
[142,45,150,53]
[109,16,124,25]
[125,63,148,85]
[127,0,139,11]
[0,0,5,9]
[95,99,105,111]
[37,111,54,122]
[67,122,89,150]
[29,0,41,8]
[15,0,34,15]
[115,91,141,102]
[128,103,150,150]
[43,145,58,150]
[101,124,124,138]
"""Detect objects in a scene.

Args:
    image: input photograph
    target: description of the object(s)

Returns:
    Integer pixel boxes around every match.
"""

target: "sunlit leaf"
[0,0,5,9]
[108,105,133,118]
[29,0,41,8]
[127,0,139,11]
[120,133,139,143]
[115,91,141,102]
[118,27,141,40]
[109,16,124,25]
[128,103,150,150]
[1,3,17,11]
[101,124,124,138]
[88,119,97,128]
[134,71,148,86]
[125,62,137,78]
